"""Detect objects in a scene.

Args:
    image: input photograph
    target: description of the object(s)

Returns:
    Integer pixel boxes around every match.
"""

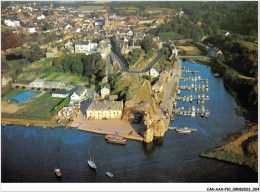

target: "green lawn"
[182,48,206,56]
[14,92,64,119]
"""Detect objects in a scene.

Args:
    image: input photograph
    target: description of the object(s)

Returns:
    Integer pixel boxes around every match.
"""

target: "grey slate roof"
[52,89,72,95]
[75,85,86,96]
[75,41,89,45]
[87,100,123,111]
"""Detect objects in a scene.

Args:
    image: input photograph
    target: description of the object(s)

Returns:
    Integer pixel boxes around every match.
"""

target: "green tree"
[141,36,158,51]
[26,44,44,63]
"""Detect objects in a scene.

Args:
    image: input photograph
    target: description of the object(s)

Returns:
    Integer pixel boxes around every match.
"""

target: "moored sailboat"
[88,144,97,171]
[106,161,113,178]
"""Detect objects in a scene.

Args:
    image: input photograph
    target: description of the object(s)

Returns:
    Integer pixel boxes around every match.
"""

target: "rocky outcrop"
[122,101,168,143]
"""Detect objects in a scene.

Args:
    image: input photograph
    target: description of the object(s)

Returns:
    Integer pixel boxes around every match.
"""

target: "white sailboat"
[88,144,97,171]
[106,161,113,178]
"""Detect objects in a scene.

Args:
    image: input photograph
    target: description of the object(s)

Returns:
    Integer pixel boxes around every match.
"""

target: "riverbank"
[200,122,258,172]
[1,116,63,128]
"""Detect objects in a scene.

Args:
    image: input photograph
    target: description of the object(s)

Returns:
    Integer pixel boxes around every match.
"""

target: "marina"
[171,61,211,120]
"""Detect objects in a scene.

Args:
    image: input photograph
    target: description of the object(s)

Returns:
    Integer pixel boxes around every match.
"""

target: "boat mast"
[89,144,91,161]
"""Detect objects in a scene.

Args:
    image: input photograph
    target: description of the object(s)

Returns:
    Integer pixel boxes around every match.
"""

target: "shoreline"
[199,123,258,172]
[2,116,144,142]
[1,117,62,128]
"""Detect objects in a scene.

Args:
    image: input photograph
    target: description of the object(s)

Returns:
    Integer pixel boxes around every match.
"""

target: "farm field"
[16,59,88,86]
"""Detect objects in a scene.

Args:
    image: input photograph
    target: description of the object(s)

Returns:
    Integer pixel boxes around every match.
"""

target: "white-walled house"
[37,14,45,20]
[27,25,36,33]
[51,89,71,98]
[101,83,110,99]
[70,86,88,104]
[150,68,159,78]
[4,18,20,27]
[75,40,98,53]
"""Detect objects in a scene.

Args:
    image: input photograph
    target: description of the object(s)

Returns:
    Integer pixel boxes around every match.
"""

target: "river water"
[1,60,257,183]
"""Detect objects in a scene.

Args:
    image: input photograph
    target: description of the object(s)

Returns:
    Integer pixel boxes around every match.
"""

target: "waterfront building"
[70,86,88,104]
[86,100,123,119]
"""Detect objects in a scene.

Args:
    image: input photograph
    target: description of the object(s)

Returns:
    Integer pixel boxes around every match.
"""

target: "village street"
[157,56,182,119]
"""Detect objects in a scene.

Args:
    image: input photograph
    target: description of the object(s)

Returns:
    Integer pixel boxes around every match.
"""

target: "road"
[157,56,182,119]
[80,85,99,115]
[106,54,113,77]
[110,49,163,74]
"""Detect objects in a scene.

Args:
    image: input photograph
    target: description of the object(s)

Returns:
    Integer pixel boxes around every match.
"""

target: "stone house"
[46,47,60,58]
[86,100,123,119]
[152,67,171,93]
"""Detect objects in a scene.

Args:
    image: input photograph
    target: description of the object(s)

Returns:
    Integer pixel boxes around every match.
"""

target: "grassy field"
[9,92,64,119]
[135,51,157,71]
[178,46,206,56]
[131,80,154,110]
[113,62,121,73]
[154,56,173,72]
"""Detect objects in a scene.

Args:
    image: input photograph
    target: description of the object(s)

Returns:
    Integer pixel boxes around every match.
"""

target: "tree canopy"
[53,53,106,84]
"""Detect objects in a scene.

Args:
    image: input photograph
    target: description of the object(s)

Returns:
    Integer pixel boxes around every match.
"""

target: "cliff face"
[123,101,167,143]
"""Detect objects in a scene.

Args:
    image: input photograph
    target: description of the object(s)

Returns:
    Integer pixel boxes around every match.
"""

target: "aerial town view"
[1,0,258,189]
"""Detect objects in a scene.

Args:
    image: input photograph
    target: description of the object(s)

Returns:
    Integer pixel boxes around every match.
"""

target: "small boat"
[105,133,126,145]
[43,126,46,129]
[2,123,7,127]
[191,111,196,117]
[170,114,175,121]
[88,144,97,171]
[26,124,30,127]
[55,168,62,177]
[168,126,177,130]
[106,161,113,178]
[128,130,133,135]
[176,127,191,134]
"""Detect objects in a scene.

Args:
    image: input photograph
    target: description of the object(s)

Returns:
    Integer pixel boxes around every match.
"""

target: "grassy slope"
[200,124,258,172]
[113,73,154,109]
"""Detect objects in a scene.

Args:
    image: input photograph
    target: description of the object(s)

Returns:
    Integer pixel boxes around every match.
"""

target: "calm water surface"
[1,60,257,182]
